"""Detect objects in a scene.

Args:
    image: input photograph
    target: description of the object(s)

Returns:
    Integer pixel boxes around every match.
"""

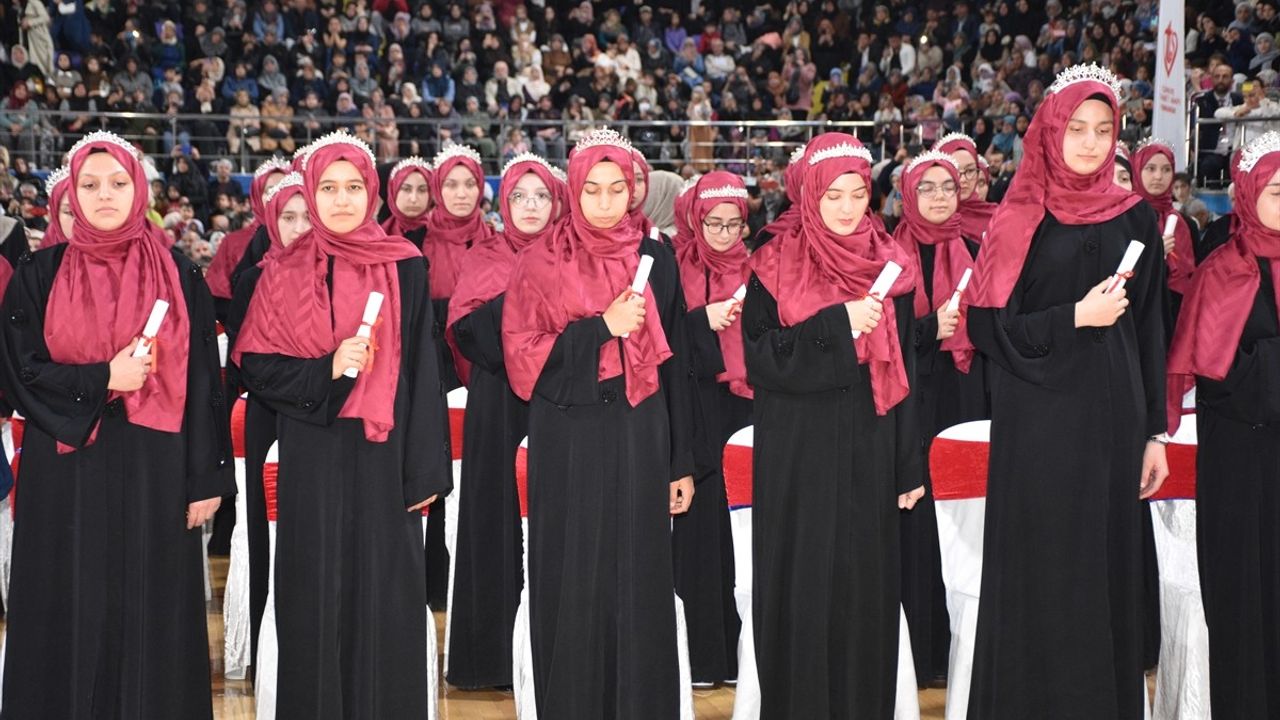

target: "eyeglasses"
[703,219,746,235]
[956,167,979,180]
[508,190,553,209]
[915,182,958,198]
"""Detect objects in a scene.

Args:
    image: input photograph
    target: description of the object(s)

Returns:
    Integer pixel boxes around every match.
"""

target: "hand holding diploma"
[109,338,152,392]
[1161,214,1178,258]
[609,255,653,339]
[338,292,384,380]
[848,261,902,339]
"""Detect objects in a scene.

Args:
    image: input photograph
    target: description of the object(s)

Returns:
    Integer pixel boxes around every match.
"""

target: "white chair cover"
[223,397,251,680]
[254,442,281,720]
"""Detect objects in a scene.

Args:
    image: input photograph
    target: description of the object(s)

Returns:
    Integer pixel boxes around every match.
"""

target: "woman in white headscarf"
[643,170,685,238]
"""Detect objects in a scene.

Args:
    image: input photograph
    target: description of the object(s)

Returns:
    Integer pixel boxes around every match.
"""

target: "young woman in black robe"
[964,65,1169,720]
[670,170,754,688]
[502,129,696,718]
[0,131,233,719]
[743,132,924,718]
[892,150,989,686]
[443,153,565,689]
[224,171,311,682]
[1167,129,1280,719]
[232,131,451,720]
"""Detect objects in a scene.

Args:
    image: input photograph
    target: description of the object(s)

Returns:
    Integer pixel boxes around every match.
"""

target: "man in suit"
[1195,59,1243,187]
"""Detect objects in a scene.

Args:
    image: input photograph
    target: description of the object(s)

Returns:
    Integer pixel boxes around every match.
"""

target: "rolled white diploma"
[852,261,903,339]
[132,299,170,358]
[343,291,385,379]
[944,268,974,313]
[650,226,661,242]
[1163,213,1178,239]
[621,255,654,339]
[1103,240,1146,295]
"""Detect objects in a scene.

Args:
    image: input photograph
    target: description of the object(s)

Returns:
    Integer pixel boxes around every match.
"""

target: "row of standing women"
[0,59,1274,720]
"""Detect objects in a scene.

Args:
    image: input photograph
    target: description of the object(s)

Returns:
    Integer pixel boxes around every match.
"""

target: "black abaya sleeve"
[683,307,728,378]
[239,352,358,426]
[176,252,237,502]
[398,258,453,505]
[1128,212,1170,437]
[533,316,614,406]
[965,303,1079,391]
[741,274,862,394]
[891,292,924,495]
[1200,338,1280,423]
[650,244,697,482]
[0,247,110,448]
[450,295,506,373]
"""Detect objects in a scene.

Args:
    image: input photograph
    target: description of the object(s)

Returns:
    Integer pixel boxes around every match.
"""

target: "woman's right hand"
[936,303,960,340]
[108,338,151,392]
[1074,279,1129,328]
[705,299,740,332]
[603,290,646,337]
[846,296,884,335]
[331,336,371,379]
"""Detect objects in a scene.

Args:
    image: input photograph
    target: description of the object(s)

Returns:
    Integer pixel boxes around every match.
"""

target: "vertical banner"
[1154,0,1187,169]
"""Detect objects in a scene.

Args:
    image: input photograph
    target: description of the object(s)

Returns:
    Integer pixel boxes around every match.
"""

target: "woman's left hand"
[186,496,223,530]
[670,476,695,515]
[1139,441,1169,499]
[898,485,925,510]
[407,495,439,513]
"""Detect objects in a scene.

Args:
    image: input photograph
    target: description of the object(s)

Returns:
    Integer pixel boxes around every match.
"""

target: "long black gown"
[225,264,276,679]
[445,293,527,689]
[239,256,452,720]
[742,268,920,719]
[672,284,750,686]
[1194,260,1280,719]
[521,236,695,719]
[966,206,1166,720]
[0,245,234,719]
[902,239,989,686]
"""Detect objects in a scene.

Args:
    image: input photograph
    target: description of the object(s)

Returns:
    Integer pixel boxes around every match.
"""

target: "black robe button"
[1091,328,1106,343]
[18,251,32,264]
[189,264,202,276]
[210,391,225,407]
[8,309,25,325]
[814,337,829,352]
[18,366,34,383]
[455,324,471,338]
[252,379,266,392]
[1084,238,1099,254]
[1252,423,1265,431]
[778,339,795,356]
[104,398,124,417]
[601,388,618,404]
[296,398,316,410]
[204,330,215,344]
[73,391,87,403]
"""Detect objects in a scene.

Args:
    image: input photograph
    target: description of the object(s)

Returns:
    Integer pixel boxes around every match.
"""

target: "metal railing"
[1189,111,1280,188]
[2,109,967,178]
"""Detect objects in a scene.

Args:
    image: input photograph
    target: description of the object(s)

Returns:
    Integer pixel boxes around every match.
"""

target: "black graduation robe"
[1193,259,1280,719]
[239,255,452,720]
[902,238,989,686]
[673,277,751,686]
[742,260,920,719]
[0,245,234,719]
[444,292,527,689]
[224,263,275,679]
[522,236,695,719]
[966,205,1167,720]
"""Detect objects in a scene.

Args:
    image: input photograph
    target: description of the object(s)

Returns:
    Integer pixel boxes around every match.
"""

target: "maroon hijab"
[934,133,998,241]
[968,67,1143,308]
[446,155,566,386]
[1132,140,1196,294]
[232,133,422,442]
[675,171,753,398]
[760,143,809,242]
[47,133,191,448]
[1166,135,1280,433]
[629,149,656,238]
[206,157,291,299]
[381,157,432,237]
[38,165,70,248]
[258,172,304,266]
[750,132,916,415]
[893,151,976,373]
[503,133,672,407]
[425,145,495,299]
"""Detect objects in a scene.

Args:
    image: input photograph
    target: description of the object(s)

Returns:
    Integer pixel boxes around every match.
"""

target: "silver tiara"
[1239,131,1280,173]
[254,156,292,179]
[788,144,807,165]
[906,150,959,176]
[573,127,636,155]
[1047,63,1123,100]
[432,141,482,169]
[390,155,432,179]
[932,132,976,152]
[808,142,873,166]
[1134,136,1175,154]
[299,130,377,171]
[549,166,568,183]
[978,155,991,168]
[500,151,557,178]
[678,176,699,197]
[263,172,303,204]
[44,165,70,195]
[67,130,140,162]
[697,184,748,201]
